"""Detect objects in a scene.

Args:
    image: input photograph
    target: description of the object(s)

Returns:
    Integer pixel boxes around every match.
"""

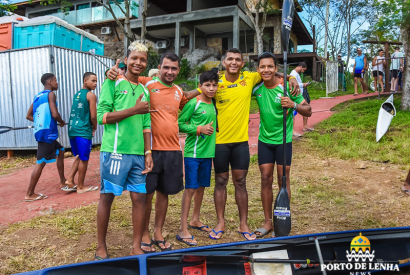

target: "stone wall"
[206,38,223,55]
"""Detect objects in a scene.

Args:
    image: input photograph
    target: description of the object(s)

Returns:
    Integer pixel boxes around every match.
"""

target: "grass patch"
[304,98,410,164]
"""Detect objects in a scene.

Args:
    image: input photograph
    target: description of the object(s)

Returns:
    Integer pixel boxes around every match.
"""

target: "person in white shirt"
[290,62,312,132]
[372,49,386,93]
[390,46,404,93]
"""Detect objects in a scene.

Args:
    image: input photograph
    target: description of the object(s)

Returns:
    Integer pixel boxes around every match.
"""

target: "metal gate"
[0,45,114,149]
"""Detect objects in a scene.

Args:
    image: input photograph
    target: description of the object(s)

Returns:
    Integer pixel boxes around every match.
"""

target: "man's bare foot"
[177,232,197,245]
[25,193,48,202]
[209,223,225,240]
[153,233,172,250]
[130,247,144,255]
[141,233,155,253]
[95,247,108,259]
[64,180,76,189]
[238,224,256,241]
[189,220,211,232]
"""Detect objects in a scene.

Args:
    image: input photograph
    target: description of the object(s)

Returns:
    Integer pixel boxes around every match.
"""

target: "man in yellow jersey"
[189,48,300,241]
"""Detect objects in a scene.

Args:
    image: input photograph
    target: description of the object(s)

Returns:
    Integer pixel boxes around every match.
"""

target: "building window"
[77,3,90,10]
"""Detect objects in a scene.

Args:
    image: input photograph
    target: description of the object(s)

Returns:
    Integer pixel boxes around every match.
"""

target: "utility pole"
[324,0,330,59]
[141,0,147,42]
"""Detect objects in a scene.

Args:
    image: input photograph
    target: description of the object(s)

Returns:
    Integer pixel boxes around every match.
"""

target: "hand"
[288,78,300,96]
[107,59,120,81]
[92,128,96,137]
[280,97,294,109]
[142,153,153,174]
[133,93,158,114]
[200,121,214,136]
[361,69,364,73]
[58,120,65,127]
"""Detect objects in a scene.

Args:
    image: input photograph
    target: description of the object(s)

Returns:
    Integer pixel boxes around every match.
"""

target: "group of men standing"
[25,40,312,259]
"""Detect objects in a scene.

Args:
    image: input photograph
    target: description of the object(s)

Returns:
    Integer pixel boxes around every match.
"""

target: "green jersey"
[97,76,151,155]
[68,89,93,140]
[253,83,304,144]
[178,97,216,158]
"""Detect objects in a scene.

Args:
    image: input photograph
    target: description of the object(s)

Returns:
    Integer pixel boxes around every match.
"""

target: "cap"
[357,48,362,51]
[338,54,342,57]
[149,69,159,77]
[119,62,126,69]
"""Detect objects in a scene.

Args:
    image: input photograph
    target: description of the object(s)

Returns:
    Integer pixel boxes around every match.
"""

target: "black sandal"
[153,239,173,251]
[141,240,156,254]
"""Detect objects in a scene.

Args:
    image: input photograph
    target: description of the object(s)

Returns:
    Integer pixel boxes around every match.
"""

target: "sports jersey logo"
[275,93,282,103]
[228,84,237,88]
[77,94,80,98]
[258,94,262,97]
[201,110,206,114]
[78,103,83,108]
[151,89,160,93]
[240,80,247,87]
[240,75,244,80]
[219,99,230,104]
[220,85,225,89]
[219,79,223,83]
[120,90,128,94]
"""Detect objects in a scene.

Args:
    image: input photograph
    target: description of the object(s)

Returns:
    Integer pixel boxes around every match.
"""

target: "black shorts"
[37,140,64,164]
[146,150,184,195]
[372,71,384,77]
[354,72,364,78]
[302,90,310,104]
[214,141,250,174]
[258,140,292,166]
[391,70,399,78]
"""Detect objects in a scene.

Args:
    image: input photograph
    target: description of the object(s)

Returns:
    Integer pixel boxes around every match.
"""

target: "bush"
[194,64,207,75]
[177,58,191,80]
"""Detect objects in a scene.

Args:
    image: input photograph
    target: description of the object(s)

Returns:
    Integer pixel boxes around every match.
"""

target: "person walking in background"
[337,54,347,91]
[25,73,66,202]
[353,48,368,95]
[65,72,99,194]
[290,62,312,132]
[390,46,404,93]
[372,50,386,94]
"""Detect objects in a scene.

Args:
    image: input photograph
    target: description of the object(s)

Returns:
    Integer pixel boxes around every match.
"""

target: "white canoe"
[376,94,396,142]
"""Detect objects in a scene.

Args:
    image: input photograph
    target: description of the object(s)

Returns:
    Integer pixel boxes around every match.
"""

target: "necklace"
[122,74,138,96]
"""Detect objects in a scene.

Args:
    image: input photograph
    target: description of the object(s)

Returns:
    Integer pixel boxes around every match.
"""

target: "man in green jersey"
[177,71,218,246]
[252,53,311,238]
[95,41,156,259]
[65,72,98,194]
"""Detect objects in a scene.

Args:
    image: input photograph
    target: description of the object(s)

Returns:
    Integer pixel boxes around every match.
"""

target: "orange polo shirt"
[140,77,188,151]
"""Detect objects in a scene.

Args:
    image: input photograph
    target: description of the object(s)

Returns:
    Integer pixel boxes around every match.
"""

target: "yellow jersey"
[215,71,261,144]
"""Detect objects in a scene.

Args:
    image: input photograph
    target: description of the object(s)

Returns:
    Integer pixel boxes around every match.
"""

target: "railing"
[51,1,138,26]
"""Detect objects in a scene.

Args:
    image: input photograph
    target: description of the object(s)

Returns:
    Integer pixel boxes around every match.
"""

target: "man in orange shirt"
[107,52,188,252]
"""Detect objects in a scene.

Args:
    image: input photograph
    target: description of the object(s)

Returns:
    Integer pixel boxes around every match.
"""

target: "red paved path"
[0,92,387,225]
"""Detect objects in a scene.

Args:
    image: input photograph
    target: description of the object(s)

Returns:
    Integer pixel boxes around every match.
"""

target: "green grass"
[304,98,410,164]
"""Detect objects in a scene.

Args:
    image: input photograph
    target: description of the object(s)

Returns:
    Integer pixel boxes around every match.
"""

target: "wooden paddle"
[273,0,295,237]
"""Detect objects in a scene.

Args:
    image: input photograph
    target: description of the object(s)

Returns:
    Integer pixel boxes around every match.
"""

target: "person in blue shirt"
[25,73,66,202]
[353,47,368,95]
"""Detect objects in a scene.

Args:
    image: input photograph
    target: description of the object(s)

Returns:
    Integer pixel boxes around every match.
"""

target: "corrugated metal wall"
[0,46,114,149]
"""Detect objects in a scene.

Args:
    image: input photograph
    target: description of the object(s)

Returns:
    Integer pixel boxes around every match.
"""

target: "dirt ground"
[0,138,409,274]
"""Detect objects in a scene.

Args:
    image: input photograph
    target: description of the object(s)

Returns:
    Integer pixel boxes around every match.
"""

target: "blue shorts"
[184,157,212,189]
[100,152,146,196]
[70,137,92,161]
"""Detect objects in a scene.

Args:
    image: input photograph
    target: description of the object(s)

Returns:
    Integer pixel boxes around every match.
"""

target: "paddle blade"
[273,186,291,237]
[0,126,12,134]
[281,0,295,52]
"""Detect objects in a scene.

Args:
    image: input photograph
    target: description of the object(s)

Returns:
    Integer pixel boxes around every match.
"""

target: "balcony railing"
[51,1,138,26]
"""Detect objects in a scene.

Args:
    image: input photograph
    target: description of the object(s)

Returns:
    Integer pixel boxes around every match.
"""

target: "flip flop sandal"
[188,225,210,232]
[141,240,155,254]
[401,187,410,196]
[209,229,224,240]
[254,228,272,238]
[95,254,110,261]
[176,235,198,246]
[25,194,48,202]
[61,185,77,192]
[153,239,172,251]
[238,231,256,241]
[77,186,98,194]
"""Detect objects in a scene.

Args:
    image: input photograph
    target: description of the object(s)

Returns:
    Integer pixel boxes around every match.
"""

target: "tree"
[0,0,17,16]
[373,0,410,110]
[38,0,139,43]
[244,0,278,55]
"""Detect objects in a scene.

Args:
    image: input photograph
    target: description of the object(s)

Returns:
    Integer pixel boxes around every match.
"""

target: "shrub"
[178,58,191,80]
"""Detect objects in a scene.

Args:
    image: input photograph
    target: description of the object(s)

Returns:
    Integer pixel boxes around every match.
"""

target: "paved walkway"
[0,91,390,225]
